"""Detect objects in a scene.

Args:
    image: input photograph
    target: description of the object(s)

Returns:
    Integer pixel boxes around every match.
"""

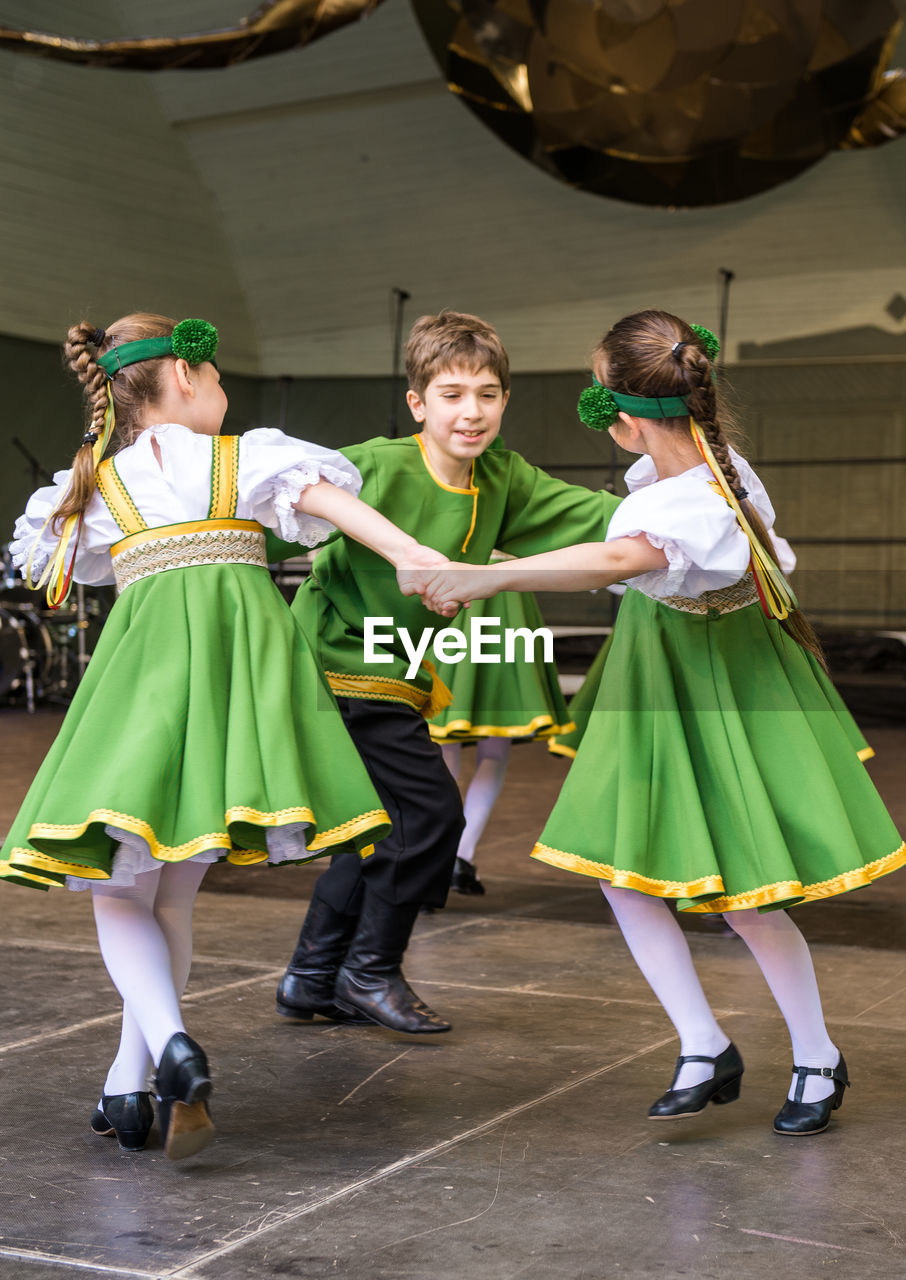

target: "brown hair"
[596,309,826,669]
[405,309,510,397]
[53,312,176,531]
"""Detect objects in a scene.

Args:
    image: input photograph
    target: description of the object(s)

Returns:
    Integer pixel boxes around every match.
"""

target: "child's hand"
[419,565,495,615]
[396,545,450,600]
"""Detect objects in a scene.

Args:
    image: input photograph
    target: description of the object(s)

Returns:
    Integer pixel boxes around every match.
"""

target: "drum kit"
[0,545,111,711]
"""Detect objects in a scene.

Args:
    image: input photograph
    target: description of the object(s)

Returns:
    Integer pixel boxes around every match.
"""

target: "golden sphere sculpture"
[412,0,905,206]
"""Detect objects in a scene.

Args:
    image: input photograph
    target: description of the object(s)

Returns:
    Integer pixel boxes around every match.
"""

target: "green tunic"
[271,435,621,715]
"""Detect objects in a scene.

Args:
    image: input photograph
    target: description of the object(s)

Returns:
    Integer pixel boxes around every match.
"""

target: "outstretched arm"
[295,481,448,577]
[413,537,667,614]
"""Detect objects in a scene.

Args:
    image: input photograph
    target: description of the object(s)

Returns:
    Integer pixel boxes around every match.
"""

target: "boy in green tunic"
[273,310,621,1033]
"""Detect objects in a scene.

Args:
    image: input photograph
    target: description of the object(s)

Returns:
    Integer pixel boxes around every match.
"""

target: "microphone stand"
[717,268,734,379]
[388,287,410,438]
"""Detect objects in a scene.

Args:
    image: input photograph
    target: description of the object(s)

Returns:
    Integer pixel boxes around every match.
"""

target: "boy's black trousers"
[312,697,466,913]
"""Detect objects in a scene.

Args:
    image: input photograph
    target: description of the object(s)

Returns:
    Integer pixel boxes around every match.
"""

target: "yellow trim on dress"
[110,518,263,557]
[13,801,393,884]
[858,746,875,762]
[97,458,149,536]
[546,741,577,760]
[210,434,240,520]
[413,433,479,553]
[531,840,906,912]
[428,715,575,742]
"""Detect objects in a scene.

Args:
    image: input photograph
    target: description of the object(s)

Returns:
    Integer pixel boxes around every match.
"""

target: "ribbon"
[689,420,797,621]
[26,384,116,608]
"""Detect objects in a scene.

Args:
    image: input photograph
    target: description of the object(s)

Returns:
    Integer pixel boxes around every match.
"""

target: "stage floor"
[1,713,905,1279]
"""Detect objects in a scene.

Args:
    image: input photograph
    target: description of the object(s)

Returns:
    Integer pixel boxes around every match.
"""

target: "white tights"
[442,739,511,865]
[600,883,839,1102]
[91,858,209,1096]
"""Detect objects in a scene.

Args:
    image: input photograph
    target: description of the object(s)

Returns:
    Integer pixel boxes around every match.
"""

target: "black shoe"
[276,894,370,1024]
[648,1043,744,1119]
[154,1032,215,1161]
[450,857,485,895]
[332,894,452,1034]
[773,1054,849,1136]
[89,1092,154,1152]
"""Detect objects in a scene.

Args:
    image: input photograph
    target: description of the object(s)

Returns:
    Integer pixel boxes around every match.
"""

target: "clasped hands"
[396,548,497,618]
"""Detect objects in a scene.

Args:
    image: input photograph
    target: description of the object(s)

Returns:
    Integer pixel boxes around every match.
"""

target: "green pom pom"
[577,384,619,431]
[690,323,720,361]
[171,318,219,366]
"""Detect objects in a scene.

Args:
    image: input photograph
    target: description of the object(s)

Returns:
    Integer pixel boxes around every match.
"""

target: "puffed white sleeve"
[8,473,116,587]
[606,478,751,599]
[237,429,363,547]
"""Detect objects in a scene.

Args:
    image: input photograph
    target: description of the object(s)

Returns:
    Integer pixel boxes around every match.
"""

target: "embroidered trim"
[531,840,906,911]
[659,574,760,616]
[111,522,266,591]
[97,458,149,536]
[209,435,239,519]
[11,800,393,885]
[227,804,390,851]
[428,715,574,742]
[326,669,453,719]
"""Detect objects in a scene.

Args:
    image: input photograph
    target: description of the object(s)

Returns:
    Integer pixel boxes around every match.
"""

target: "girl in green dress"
[416,309,904,1136]
[2,313,443,1160]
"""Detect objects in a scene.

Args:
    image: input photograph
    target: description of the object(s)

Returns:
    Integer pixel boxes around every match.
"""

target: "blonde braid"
[52,322,110,531]
[681,344,827,669]
[51,312,176,531]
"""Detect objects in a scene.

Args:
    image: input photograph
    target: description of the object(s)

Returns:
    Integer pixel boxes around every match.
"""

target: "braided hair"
[595,310,825,669]
[52,312,176,532]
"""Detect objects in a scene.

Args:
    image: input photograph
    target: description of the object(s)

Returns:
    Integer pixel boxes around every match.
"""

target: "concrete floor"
[1,711,905,1280]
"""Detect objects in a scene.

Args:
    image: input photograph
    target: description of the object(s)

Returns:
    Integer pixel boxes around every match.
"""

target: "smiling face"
[406,365,509,483]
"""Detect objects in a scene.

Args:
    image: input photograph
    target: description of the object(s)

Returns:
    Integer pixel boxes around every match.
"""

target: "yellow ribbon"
[26,384,117,608]
[689,420,797,622]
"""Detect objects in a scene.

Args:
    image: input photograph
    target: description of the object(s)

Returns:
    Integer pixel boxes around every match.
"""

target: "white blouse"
[10,424,362,586]
[606,449,795,600]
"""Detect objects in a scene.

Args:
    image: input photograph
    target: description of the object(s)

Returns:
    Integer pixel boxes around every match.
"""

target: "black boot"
[333,895,451,1034]
[276,894,372,1024]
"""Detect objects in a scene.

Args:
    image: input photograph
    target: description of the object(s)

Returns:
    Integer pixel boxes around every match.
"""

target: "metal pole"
[717,268,734,378]
[388,287,410,438]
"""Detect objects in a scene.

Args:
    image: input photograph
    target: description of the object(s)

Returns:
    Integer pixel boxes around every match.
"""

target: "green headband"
[578,322,719,432]
[97,318,219,377]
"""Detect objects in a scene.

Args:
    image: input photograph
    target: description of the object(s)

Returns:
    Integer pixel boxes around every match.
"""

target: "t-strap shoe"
[89,1092,154,1151]
[773,1055,850,1136]
[648,1043,744,1119]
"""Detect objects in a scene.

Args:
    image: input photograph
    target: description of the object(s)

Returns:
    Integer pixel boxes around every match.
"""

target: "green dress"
[547,632,614,759]
[428,583,572,744]
[533,458,905,912]
[1,431,390,891]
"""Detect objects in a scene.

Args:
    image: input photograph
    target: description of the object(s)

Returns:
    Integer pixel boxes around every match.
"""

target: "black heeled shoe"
[773,1054,849,1136]
[89,1092,154,1152]
[154,1032,215,1161]
[450,858,485,896]
[648,1043,744,1120]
